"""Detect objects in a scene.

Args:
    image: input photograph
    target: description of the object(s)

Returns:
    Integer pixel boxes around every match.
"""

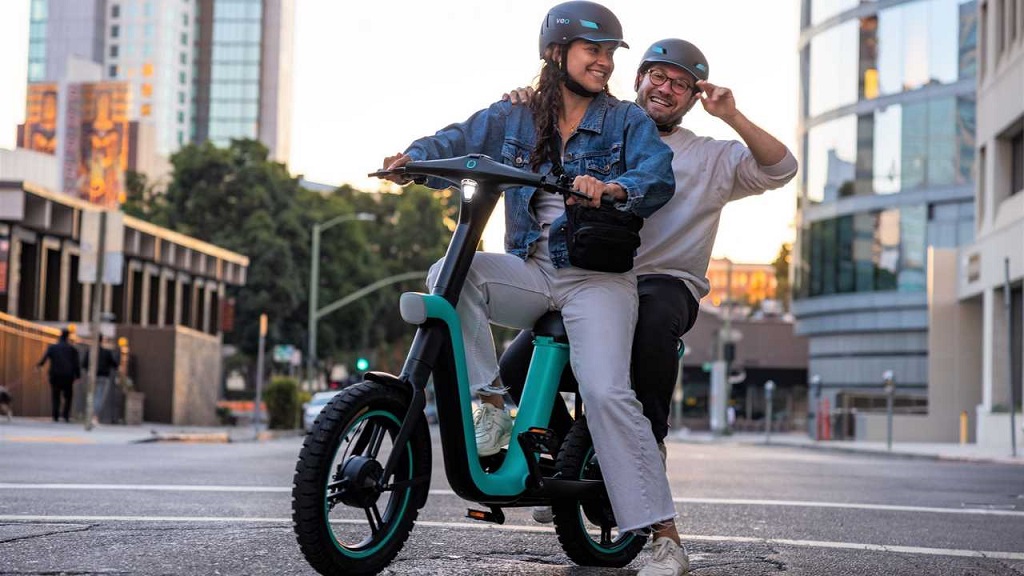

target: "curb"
[669,435,1024,466]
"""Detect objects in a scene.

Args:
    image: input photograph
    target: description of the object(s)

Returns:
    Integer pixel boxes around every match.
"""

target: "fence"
[0,312,60,417]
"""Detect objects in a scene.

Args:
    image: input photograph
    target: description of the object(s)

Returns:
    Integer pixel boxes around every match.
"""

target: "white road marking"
[2,484,1022,518]
[1,514,1022,561]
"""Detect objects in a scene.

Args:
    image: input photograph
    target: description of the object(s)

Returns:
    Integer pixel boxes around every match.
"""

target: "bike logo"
[555,17,570,24]
[466,159,478,169]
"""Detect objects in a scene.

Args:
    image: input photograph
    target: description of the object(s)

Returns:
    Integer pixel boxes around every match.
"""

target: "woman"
[382,2,688,574]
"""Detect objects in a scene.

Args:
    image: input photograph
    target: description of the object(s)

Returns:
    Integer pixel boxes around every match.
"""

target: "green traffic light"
[355,357,370,371]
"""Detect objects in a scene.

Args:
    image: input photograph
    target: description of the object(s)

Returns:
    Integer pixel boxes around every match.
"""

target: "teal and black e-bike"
[291,154,647,575]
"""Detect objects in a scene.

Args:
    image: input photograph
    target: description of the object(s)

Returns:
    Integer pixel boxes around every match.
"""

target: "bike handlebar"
[369,154,617,207]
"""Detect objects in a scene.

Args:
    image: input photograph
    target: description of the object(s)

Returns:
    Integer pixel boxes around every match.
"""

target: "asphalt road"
[1,429,1023,575]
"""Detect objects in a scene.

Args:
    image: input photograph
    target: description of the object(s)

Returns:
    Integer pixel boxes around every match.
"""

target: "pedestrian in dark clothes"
[82,335,119,425]
[37,329,81,422]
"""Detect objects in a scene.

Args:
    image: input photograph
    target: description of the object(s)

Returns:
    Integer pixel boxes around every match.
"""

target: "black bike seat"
[532,311,568,344]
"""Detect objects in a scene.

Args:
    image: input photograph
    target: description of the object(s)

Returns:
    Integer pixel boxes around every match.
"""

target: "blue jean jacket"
[405,92,674,268]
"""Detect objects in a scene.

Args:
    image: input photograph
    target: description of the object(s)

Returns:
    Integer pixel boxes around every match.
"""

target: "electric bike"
[291,154,647,575]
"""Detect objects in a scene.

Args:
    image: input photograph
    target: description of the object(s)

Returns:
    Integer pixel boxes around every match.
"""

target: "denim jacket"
[405,92,675,268]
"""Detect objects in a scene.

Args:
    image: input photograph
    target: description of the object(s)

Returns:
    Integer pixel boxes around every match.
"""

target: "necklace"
[560,108,586,135]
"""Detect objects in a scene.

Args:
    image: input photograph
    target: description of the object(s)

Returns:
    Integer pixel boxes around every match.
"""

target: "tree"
[142,138,454,371]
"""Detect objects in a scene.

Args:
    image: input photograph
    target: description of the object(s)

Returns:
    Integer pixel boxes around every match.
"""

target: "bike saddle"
[532,311,568,343]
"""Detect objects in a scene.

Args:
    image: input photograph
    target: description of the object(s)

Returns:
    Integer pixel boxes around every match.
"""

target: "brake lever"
[368,168,425,185]
[541,175,617,208]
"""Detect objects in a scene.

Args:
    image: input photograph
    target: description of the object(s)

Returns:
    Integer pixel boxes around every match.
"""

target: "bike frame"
[368,155,594,506]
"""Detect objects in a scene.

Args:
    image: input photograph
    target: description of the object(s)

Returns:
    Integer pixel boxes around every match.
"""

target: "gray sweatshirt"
[633,127,798,300]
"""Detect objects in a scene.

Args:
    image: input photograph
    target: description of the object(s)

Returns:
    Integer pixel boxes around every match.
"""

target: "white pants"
[427,236,676,532]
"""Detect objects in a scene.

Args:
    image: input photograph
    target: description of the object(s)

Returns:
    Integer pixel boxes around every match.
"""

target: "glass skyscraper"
[193,0,293,162]
[794,0,978,406]
[25,0,293,163]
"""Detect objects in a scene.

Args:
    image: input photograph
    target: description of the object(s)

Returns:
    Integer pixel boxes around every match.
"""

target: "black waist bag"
[564,202,643,273]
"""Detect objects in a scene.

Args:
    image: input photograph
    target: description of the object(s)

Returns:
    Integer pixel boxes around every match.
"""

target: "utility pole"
[1004,258,1017,458]
[254,313,268,435]
[710,259,733,435]
[306,213,375,390]
[84,210,106,431]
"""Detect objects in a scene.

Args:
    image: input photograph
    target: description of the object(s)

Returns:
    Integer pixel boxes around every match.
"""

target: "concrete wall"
[116,324,221,425]
[171,326,220,426]
[856,249,984,442]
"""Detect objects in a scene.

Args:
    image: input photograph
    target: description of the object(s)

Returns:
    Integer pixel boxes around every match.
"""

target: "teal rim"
[324,409,413,558]
[579,446,634,553]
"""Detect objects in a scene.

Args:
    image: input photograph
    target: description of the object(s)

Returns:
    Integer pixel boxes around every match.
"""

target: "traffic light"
[355,357,370,371]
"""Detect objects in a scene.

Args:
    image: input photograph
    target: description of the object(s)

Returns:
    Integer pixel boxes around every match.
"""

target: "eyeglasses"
[646,69,697,95]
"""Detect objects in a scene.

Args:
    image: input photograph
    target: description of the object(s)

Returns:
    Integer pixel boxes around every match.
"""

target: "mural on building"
[76,82,130,207]
[21,83,59,155]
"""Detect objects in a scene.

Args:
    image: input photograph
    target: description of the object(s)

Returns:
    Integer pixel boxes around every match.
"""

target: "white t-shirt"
[633,127,798,300]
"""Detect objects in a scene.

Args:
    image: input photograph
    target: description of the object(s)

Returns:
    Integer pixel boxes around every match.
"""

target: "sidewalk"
[667,429,1024,465]
[0,416,300,445]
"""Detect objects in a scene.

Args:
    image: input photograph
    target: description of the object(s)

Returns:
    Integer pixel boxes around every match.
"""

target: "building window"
[110,44,118,58]
[111,24,119,38]
[1012,132,1023,196]
[108,65,118,78]
[181,32,188,46]
[178,91,186,104]
[180,52,187,65]
[141,104,152,117]
[111,4,120,18]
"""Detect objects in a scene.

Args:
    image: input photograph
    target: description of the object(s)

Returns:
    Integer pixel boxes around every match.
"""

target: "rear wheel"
[292,381,431,576]
[552,416,646,567]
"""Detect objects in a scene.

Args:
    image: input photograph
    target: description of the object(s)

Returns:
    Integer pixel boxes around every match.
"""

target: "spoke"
[367,423,387,457]
[351,420,376,456]
[365,504,383,536]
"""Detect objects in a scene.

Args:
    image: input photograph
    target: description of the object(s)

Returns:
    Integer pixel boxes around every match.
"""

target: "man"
[501,38,797,576]
[83,335,119,425]
[37,329,81,422]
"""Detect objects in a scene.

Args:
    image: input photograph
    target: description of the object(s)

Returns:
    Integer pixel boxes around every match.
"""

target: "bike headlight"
[461,179,477,201]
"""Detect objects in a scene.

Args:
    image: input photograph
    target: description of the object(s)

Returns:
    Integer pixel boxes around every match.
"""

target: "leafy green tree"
[141,138,454,374]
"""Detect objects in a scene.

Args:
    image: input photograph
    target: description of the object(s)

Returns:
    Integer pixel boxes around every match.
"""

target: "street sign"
[79,210,124,285]
[273,344,295,364]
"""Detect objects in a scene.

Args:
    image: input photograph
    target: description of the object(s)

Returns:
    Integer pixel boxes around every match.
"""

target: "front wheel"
[552,416,646,567]
[292,381,431,576]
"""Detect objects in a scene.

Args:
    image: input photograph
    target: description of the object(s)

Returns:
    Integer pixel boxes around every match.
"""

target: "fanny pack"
[563,201,643,273]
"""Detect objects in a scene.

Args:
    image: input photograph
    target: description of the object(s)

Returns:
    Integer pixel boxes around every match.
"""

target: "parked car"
[303,391,341,433]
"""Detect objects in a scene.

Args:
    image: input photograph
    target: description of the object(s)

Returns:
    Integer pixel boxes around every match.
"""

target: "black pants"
[50,377,74,422]
[500,274,699,444]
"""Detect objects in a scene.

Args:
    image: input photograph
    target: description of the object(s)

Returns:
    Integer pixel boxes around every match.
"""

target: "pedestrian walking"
[36,328,81,422]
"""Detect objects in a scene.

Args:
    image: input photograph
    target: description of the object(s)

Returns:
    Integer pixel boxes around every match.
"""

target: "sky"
[0,0,801,264]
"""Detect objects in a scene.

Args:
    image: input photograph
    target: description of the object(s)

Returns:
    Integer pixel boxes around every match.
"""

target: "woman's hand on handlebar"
[381,153,413,185]
[566,175,626,208]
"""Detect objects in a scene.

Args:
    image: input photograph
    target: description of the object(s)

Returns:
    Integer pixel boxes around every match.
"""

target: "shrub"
[264,376,300,429]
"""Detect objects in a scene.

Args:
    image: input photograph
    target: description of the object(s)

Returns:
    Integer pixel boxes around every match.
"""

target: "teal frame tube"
[418,293,567,496]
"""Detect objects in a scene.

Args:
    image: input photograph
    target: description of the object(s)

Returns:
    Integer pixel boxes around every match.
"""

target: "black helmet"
[538,1,628,60]
[638,38,709,83]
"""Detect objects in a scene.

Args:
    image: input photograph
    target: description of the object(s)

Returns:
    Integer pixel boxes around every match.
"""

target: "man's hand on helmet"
[697,80,738,120]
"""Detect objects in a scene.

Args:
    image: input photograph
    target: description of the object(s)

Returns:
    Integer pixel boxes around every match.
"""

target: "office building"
[26,0,293,163]
[794,0,978,432]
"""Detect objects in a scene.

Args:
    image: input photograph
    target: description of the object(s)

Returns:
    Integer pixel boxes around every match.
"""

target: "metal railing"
[0,312,61,418]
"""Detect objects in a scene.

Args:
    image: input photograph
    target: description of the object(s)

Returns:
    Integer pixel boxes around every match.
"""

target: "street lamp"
[307,212,376,389]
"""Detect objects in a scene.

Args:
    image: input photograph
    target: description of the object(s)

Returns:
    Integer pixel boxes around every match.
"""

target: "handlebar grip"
[368,168,426,185]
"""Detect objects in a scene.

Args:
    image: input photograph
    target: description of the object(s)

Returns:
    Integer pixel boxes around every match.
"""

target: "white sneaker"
[473,404,513,457]
[638,537,689,576]
[531,506,553,524]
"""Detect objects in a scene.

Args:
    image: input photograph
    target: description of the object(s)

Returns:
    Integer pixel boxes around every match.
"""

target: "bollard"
[959,411,969,445]
[883,370,895,451]
[764,380,776,444]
